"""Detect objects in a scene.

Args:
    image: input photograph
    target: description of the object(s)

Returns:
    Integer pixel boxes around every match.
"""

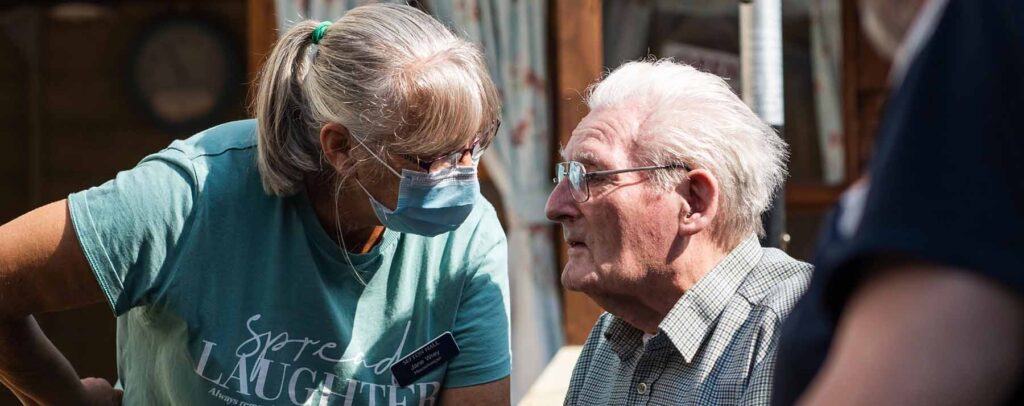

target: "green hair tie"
[311,21,332,44]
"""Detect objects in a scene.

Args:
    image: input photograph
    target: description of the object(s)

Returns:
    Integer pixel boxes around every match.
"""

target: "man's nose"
[546,178,579,223]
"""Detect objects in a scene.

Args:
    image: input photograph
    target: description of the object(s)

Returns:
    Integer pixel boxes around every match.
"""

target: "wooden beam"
[552,0,603,346]
[247,0,276,103]
[786,184,847,212]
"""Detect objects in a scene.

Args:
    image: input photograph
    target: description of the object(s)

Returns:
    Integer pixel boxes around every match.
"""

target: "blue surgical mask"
[352,137,480,237]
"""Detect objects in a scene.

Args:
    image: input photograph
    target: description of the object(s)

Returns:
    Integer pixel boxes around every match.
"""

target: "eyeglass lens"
[555,161,590,202]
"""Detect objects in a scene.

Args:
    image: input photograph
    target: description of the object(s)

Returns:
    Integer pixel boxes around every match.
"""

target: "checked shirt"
[564,235,812,405]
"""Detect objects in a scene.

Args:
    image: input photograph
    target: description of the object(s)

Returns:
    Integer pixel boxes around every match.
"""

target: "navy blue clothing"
[773,0,1024,404]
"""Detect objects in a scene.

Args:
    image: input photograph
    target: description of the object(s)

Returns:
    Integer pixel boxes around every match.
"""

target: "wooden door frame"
[551,0,604,345]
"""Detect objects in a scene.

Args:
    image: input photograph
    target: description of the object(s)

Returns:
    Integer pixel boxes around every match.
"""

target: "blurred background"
[0,0,891,404]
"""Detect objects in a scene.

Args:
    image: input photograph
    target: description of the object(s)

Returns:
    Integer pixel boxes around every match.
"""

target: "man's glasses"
[400,120,502,171]
[553,160,690,202]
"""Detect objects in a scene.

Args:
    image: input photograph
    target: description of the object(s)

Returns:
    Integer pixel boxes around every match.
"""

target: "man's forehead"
[561,138,617,171]
[562,109,640,164]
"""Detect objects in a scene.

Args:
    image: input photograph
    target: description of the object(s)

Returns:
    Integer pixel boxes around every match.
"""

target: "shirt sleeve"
[67,146,198,316]
[442,208,511,388]
[741,317,782,406]
[823,0,1024,309]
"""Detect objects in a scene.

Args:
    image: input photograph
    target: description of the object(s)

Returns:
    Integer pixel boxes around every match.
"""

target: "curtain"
[274,1,564,402]
[426,2,564,402]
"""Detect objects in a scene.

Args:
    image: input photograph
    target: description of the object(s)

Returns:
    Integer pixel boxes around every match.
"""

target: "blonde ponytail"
[254,21,319,196]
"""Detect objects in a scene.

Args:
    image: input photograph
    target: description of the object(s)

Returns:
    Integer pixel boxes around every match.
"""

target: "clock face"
[132,18,239,131]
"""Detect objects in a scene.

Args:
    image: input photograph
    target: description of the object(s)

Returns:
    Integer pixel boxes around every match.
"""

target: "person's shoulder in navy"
[772,1,1024,404]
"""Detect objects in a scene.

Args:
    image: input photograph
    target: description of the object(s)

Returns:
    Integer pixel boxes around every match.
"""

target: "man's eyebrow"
[557,146,592,162]
[558,145,602,167]
[572,150,600,167]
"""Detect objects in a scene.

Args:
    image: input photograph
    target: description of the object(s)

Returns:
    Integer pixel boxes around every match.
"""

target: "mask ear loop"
[333,177,369,287]
[350,132,403,179]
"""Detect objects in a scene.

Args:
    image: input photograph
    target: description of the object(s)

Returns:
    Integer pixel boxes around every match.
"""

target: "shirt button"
[637,382,648,395]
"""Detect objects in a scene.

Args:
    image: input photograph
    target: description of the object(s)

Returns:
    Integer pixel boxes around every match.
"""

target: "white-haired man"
[546,60,811,406]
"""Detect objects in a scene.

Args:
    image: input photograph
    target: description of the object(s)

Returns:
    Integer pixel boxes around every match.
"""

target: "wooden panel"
[33,1,248,202]
[247,0,276,102]
[1,2,249,402]
[786,184,847,212]
[0,28,30,223]
[841,0,890,180]
[780,0,892,264]
[786,0,891,222]
[552,0,603,345]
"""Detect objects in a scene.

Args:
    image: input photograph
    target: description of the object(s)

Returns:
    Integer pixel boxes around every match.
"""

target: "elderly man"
[546,60,811,406]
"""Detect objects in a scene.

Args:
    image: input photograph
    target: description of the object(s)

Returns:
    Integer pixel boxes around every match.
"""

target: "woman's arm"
[440,376,510,406]
[0,200,120,404]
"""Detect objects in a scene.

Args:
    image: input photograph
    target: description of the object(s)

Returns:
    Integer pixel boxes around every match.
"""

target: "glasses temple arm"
[586,164,690,178]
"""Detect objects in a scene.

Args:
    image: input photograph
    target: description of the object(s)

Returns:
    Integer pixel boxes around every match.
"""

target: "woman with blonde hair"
[0,4,509,405]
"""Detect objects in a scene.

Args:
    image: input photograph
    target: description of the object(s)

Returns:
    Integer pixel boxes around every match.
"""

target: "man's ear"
[677,168,719,236]
[320,123,352,171]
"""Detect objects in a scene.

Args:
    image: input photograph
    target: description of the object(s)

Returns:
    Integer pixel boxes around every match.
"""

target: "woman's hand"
[80,378,123,406]
[2,377,121,406]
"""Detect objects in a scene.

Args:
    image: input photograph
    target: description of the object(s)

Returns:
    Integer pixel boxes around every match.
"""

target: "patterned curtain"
[274,0,564,402]
[426,3,562,401]
[276,0,405,29]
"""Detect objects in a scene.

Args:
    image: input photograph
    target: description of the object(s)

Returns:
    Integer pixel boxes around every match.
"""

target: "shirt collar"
[659,234,763,363]
[603,315,644,360]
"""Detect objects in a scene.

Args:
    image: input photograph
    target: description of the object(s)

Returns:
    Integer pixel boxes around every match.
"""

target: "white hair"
[586,59,789,247]
[254,3,501,196]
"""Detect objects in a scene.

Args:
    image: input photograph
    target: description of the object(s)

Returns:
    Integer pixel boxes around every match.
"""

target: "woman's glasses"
[401,120,502,171]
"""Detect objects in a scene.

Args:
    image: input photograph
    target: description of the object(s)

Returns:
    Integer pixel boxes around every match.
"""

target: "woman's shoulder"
[148,119,265,202]
[167,119,259,160]
[454,196,505,245]
[446,196,507,270]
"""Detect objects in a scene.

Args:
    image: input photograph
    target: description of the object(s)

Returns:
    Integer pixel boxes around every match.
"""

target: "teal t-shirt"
[67,120,511,405]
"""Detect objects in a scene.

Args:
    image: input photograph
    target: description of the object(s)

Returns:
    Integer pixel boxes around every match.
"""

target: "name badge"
[391,331,460,387]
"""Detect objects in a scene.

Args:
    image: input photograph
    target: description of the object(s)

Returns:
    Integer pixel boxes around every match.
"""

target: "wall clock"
[130,16,242,133]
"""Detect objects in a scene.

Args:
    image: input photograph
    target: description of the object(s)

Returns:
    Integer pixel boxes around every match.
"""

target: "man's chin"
[560,264,598,292]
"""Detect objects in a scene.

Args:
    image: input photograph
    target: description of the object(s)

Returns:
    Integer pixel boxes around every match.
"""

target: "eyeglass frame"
[398,119,502,172]
[552,160,691,203]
